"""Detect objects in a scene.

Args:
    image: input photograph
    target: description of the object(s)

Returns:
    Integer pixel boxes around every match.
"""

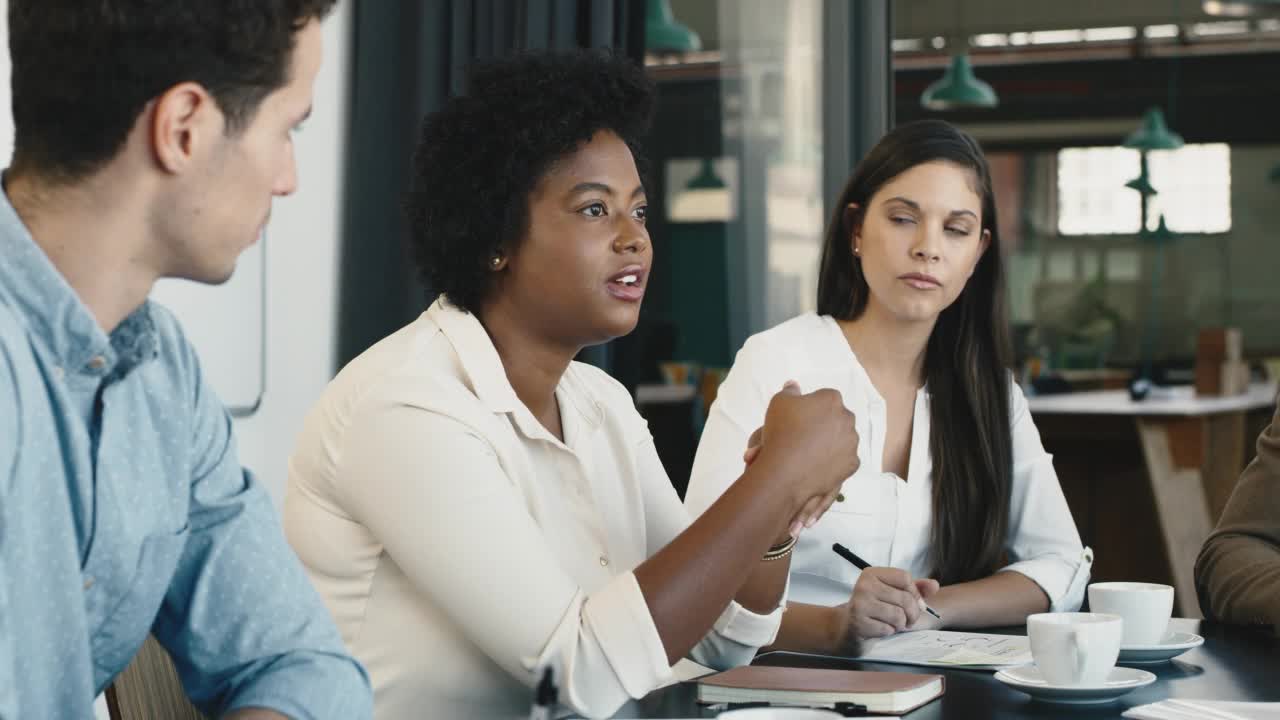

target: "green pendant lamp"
[1203,0,1280,15]
[1125,163,1157,196]
[687,158,725,190]
[671,158,731,222]
[1123,108,1184,151]
[645,0,701,54]
[921,54,998,110]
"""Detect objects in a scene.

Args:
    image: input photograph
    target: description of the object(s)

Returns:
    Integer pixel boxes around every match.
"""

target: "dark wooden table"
[628,619,1279,718]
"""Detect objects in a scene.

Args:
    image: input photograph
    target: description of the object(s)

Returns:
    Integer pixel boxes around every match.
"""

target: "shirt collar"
[0,179,158,381]
[428,297,604,440]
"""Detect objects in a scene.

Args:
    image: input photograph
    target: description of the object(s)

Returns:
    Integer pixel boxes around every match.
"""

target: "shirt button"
[53,366,65,380]
[599,555,609,567]
[87,356,106,371]
[83,576,94,590]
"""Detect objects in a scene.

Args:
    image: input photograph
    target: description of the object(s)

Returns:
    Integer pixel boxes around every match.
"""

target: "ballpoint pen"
[833,542,942,620]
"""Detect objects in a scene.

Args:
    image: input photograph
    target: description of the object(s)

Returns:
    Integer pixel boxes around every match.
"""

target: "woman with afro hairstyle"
[284,50,860,718]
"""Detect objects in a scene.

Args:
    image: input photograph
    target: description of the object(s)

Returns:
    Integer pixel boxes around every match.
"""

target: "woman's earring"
[853,246,861,257]
[490,255,503,269]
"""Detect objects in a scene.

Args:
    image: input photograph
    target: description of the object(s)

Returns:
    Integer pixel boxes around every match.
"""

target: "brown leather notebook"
[696,666,945,715]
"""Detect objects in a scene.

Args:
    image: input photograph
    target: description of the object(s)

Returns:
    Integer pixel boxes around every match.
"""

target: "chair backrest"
[106,635,207,720]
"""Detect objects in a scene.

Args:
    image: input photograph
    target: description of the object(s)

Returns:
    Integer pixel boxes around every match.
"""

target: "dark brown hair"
[817,119,1013,586]
[8,0,337,182]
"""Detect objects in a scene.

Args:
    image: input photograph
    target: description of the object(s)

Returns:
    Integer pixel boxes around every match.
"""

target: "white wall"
[233,3,352,506]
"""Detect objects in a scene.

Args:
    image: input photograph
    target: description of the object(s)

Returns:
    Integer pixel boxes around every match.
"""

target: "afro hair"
[405,49,656,315]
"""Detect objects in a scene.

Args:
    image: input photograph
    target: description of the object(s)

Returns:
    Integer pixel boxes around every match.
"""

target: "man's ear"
[150,82,220,174]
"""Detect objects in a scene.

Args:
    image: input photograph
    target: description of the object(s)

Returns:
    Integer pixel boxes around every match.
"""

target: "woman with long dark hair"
[685,119,1089,653]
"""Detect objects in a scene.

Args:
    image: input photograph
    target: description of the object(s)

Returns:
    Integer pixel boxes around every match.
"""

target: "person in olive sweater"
[1196,401,1280,632]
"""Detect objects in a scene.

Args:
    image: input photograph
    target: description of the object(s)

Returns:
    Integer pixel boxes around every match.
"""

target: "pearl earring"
[490,255,503,269]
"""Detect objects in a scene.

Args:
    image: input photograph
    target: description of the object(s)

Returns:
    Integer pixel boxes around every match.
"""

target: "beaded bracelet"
[762,534,798,561]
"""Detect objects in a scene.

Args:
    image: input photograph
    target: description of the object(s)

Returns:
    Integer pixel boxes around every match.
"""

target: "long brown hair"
[816,119,1013,586]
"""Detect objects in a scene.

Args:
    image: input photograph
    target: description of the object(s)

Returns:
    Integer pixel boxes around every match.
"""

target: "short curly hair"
[405,49,656,316]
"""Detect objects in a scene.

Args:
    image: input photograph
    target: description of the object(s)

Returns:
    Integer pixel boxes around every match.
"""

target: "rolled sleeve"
[218,652,371,720]
[1001,551,1091,614]
[1003,383,1089,612]
[639,431,786,670]
[578,572,674,702]
[155,358,371,719]
[689,577,789,671]
[714,596,786,648]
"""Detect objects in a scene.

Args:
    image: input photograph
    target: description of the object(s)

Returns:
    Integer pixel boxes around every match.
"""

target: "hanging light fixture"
[645,0,702,54]
[1128,6,1190,401]
[1124,162,1158,196]
[922,0,997,111]
[921,54,998,110]
[670,158,733,222]
[1123,108,1184,151]
[1202,0,1280,16]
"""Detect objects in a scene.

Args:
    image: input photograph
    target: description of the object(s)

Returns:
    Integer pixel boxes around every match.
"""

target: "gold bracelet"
[762,535,798,561]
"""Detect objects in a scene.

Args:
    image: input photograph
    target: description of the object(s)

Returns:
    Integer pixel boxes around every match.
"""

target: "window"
[1057,143,1231,235]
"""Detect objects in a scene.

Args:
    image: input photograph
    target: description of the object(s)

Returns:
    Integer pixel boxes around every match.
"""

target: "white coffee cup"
[1087,582,1174,646]
[1027,612,1123,687]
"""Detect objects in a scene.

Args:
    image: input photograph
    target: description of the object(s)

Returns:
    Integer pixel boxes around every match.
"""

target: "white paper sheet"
[1123,700,1280,720]
[853,630,1033,670]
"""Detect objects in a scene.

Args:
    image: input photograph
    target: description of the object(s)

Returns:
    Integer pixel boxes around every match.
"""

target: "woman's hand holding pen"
[743,380,859,541]
[838,567,941,643]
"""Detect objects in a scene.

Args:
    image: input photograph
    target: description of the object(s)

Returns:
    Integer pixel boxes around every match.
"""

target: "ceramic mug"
[1027,612,1123,686]
[1088,582,1174,646]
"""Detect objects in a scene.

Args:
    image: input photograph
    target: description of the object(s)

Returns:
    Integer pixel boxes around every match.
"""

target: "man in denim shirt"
[0,2,371,718]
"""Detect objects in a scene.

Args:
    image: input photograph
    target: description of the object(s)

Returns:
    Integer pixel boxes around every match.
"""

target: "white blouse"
[685,313,1090,611]
[284,298,782,719]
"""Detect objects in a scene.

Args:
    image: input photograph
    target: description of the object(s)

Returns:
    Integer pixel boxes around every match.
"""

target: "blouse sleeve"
[335,401,672,719]
[635,433,785,669]
[999,380,1092,612]
[684,335,775,521]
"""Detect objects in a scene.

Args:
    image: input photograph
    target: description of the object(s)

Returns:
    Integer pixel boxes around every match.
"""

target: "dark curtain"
[336,0,646,369]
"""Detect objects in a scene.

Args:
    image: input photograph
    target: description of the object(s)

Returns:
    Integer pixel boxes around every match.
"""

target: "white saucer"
[1118,631,1205,664]
[994,664,1156,704]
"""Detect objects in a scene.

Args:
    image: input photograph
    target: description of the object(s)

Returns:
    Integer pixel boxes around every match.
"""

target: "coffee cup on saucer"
[1088,582,1174,646]
[1027,612,1123,686]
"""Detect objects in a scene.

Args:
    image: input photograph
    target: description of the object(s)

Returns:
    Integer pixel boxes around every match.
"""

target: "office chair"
[105,634,207,720]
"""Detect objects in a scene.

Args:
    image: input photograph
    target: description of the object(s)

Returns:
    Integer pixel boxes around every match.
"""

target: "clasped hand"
[742,381,859,542]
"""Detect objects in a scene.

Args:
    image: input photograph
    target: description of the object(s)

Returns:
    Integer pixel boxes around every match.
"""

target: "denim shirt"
[0,187,371,719]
